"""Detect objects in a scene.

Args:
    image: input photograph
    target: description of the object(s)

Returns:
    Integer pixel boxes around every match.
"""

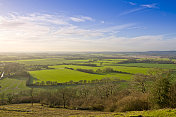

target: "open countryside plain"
[28,58,149,84]
[1,55,176,91]
[1,0,176,116]
[0,53,176,116]
[26,57,176,84]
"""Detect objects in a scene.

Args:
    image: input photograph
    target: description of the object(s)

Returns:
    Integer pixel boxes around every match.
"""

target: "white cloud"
[70,16,93,22]
[129,2,136,6]
[101,21,105,24]
[74,35,176,52]
[120,3,158,16]
[141,3,158,8]
[97,23,135,33]
[0,13,175,52]
[120,7,145,16]
[81,16,93,21]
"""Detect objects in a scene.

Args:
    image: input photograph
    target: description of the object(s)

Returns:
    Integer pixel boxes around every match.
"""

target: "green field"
[0,58,129,66]
[17,58,70,65]
[19,58,136,83]
[110,66,149,74]
[49,65,99,69]
[29,68,131,83]
[27,58,176,84]
[138,57,176,62]
[118,63,176,69]
[1,57,175,85]
[0,58,89,65]
[93,59,128,66]
[29,62,151,84]
[50,65,149,74]
[0,77,30,94]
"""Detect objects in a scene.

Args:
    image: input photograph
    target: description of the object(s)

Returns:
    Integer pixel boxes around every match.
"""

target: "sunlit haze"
[0,0,176,52]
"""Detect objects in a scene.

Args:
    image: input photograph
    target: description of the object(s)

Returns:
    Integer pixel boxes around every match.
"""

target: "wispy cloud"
[120,3,158,16]
[70,16,93,22]
[129,2,136,6]
[97,23,135,33]
[141,3,158,8]
[1,12,174,52]
[1,13,174,52]
[0,13,136,52]
[100,21,105,24]
[120,7,145,16]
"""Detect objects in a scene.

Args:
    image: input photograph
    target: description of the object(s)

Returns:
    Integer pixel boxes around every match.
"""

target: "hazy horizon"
[0,0,176,52]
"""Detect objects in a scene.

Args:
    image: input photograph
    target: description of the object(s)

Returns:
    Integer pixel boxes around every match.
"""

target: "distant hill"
[89,51,176,57]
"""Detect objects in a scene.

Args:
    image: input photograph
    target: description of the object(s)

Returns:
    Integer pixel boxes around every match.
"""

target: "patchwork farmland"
[0,52,176,116]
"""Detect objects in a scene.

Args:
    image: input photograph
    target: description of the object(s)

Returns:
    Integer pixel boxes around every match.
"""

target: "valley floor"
[0,103,176,117]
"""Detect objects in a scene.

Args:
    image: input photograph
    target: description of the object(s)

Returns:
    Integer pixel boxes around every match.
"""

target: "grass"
[118,63,176,69]
[29,68,132,83]
[50,65,149,74]
[96,59,128,63]
[2,58,175,90]
[17,58,68,65]
[0,103,112,117]
[138,57,176,62]
[0,77,30,94]
[113,108,176,117]
[0,103,176,117]
[49,65,99,70]
[93,59,128,66]
[29,64,151,84]
[1,58,87,65]
[109,66,149,74]
[0,58,128,66]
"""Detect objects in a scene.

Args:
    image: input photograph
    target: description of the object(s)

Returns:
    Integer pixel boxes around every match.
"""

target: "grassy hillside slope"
[0,103,176,117]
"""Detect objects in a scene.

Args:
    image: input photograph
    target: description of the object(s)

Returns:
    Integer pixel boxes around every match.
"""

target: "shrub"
[149,70,172,109]
[169,82,176,108]
[116,93,149,112]
[14,96,39,104]
[103,67,114,73]
[92,104,105,111]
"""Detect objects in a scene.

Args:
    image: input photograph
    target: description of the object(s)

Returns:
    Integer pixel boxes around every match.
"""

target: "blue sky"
[0,0,176,52]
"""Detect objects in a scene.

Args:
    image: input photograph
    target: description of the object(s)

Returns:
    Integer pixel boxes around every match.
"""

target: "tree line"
[27,77,126,86]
